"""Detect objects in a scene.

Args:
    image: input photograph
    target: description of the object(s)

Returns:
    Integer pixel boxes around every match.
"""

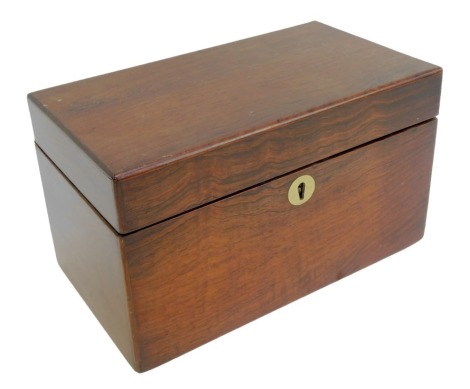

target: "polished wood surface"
[36,119,437,372]
[29,21,442,233]
[31,22,441,372]
[36,146,137,369]
[29,102,119,229]
[115,74,441,233]
[123,120,437,371]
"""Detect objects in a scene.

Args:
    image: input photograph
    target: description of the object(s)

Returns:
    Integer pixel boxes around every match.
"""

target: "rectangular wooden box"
[28,22,442,372]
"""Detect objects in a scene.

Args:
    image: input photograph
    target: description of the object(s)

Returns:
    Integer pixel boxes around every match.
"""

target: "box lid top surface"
[30,21,439,180]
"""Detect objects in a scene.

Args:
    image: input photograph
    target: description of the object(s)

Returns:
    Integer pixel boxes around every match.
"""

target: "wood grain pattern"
[35,119,437,372]
[28,21,442,233]
[122,119,437,371]
[116,73,441,233]
[31,22,441,372]
[35,146,137,369]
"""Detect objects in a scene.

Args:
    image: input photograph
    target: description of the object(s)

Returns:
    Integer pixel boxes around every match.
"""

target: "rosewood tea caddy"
[28,22,442,372]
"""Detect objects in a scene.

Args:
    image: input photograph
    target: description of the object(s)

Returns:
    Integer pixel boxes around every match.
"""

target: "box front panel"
[124,119,437,371]
[116,72,441,233]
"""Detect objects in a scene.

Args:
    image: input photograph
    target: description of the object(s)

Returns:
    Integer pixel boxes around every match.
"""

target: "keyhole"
[298,182,305,200]
[288,175,315,206]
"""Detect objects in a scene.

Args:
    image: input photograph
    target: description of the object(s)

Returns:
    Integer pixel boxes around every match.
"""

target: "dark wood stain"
[116,73,441,233]
[30,22,441,372]
[123,120,437,371]
[35,120,438,372]
[28,21,442,233]
[35,146,137,369]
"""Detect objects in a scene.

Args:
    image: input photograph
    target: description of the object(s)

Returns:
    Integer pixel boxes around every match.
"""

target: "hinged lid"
[29,22,442,234]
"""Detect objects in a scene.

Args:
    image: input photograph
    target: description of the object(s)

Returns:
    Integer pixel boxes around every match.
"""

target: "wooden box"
[28,22,442,372]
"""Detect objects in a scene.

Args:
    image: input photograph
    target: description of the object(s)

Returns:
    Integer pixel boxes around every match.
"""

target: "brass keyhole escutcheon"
[288,175,315,206]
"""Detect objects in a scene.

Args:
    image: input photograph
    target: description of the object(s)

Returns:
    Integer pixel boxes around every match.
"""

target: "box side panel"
[35,146,137,369]
[118,72,441,233]
[29,99,120,231]
[124,119,437,371]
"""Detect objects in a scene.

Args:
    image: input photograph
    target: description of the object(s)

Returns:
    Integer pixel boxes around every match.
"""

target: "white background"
[1,1,468,387]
